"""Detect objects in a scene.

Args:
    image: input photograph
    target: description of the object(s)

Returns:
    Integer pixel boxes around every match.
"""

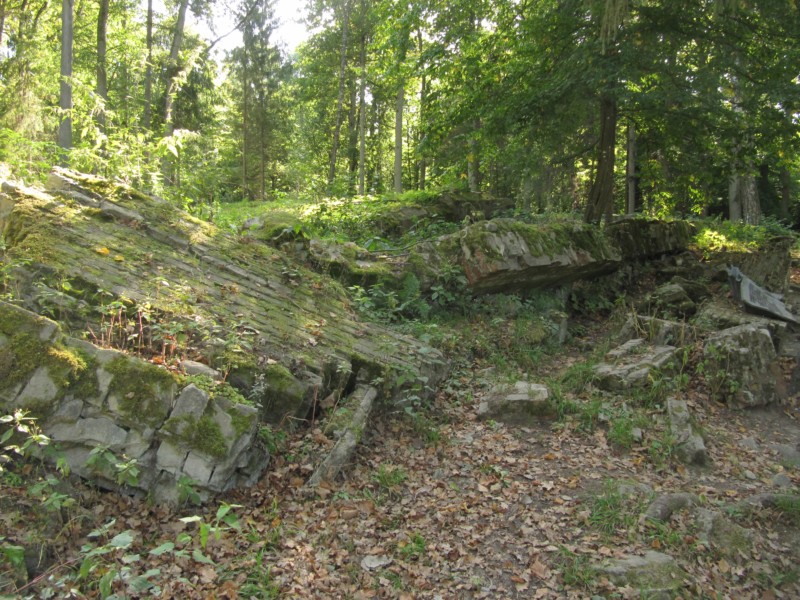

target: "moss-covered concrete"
[163,412,228,459]
[1,169,447,426]
[0,303,91,414]
[104,355,176,427]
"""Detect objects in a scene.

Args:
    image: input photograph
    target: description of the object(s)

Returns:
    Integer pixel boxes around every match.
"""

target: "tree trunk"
[163,0,190,139]
[96,0,109,132]
[418,69,427,191]
[779,166,792,223]
[141,0,154,130]
[357,32,367,196]
[584,95,617,224]
[347,77,358,191]
[728,175,742,222]
[394,85,403,193]
[260,119,266,201]
[241,46,248,198]
[161,0,190,183]
[467,137,479,193]
[626,120,636,215]
[327,0,351,190]
[0,0,6,48]
[58,0,74,160]
[729,171,760,225]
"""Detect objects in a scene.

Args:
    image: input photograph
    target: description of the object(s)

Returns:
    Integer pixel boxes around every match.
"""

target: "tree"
[326,0,353,190]
[58,0,74,157]
[96,0,109,132]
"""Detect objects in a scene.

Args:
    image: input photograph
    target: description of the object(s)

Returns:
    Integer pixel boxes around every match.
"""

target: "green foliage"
[773,495,800,526]
[555,546,597,589]
[86,445,140,488]
[588,480,648,537]
[258,424,287,455]
[373,464,407,492]
[177,475,202,506]
[693,217,796,257]
[398,532,427,559]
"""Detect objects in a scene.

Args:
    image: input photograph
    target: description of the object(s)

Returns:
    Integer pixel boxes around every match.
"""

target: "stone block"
[171,384,209,421]
[600,551,690,599]
[477,382,554,425]
[180,360,220,380]
[15,367,60,409]
[667,397,707,465]
[183,452,215,486]
[156,441,187,476]
[594,342,678,391]
[49,417,128,450]
[703,324,781,408]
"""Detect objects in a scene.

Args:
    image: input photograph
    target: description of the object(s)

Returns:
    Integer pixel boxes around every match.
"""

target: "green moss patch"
[105,355,177,426]
[164,413,228,458]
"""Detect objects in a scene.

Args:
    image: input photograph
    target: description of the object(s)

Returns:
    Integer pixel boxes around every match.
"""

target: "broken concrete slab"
[727,265,798,323]
[599,551,690,599]
[0,169,447,430]
[443,218,622,295]
[703,324,782,408]
[593,339,678,391]
[667,397,708,466]
[605,218,695,261]
[477,381,554,425]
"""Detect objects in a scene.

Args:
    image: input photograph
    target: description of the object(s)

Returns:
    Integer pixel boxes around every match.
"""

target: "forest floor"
[3,271,800,599]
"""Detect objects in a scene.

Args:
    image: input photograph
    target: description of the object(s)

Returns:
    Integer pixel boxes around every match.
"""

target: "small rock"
[645,492,698,522]
[694,508,753,557]
[180,360,220,380]
[743,470,757,480]
[771,443,800,467]
[600,551,689,599]
[631,427,643,443]
[771,473,792,488]
[739,437,759,452]
[667,397,707,466]
[361,555,392,571]
[477,382,554,425]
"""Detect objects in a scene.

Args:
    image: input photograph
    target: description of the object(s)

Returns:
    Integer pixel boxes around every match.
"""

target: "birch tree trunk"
[163,0,190,140]
[327,0,352,190]
[394,85,403,193]
[96,0,109,132]
[357,32,367,195]
[58,0,74,160]
[141,0,154,130]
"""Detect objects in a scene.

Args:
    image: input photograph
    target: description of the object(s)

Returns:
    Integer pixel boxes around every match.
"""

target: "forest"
[0,0,797,224]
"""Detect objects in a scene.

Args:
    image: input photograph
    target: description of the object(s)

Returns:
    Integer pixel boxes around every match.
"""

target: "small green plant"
[258,425,287,455]
[373,464,407,492]
[398,532,427,560]
[643,519,685,550]
[648,431,676,468]
[576,397,605,433]
[773,495,800,525]
[588,480,644,538]
[1,411,46,464]
[404,408,443,446]
[177,475,202,506]
[75,521,161,598]
[179,502,242,553]
[238,548,280,599]
[86,445,140,487]
[555,546,596,589]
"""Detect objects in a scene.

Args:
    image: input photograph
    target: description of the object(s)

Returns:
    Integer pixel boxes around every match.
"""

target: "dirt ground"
[3,277,800,600]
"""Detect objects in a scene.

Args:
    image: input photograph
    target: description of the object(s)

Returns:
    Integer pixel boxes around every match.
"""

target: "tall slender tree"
[58,0,74,158]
